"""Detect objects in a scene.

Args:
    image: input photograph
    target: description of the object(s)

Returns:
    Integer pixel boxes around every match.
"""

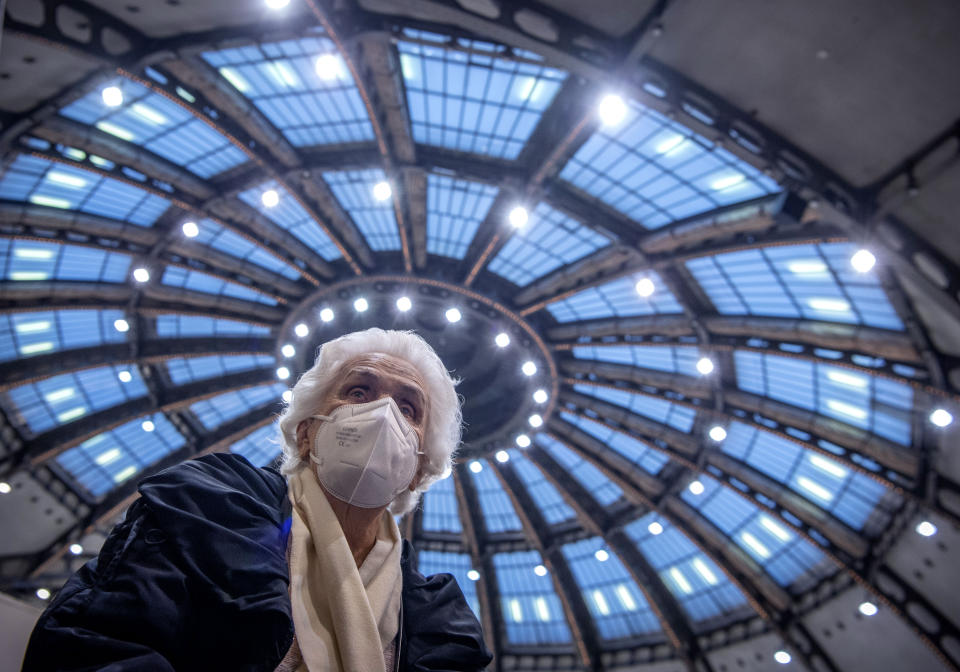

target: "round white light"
[281,344,295,358]
[439,466,452,480]
[113,319,129,333]
[467,569,480,581]
[774,650,791,665]
[851,248,876,273]
[372,181,392,201]
[688,480,705,495]
[495,450,510,463]
[594,549,609,562]
[141,420,155,432]
[534,564,547,577]
[916,520,937,537]
[320,308,334,322]
[515,434,531,448]
[282,390,293,403]
[495,332,510,348]
[181,221,199,238]
[858,601,878,616]
[635,277,655,297]
[314,53,342,81]
[445,308,462,323]
[265,0,290,8]
[69,543,83,555]
[709,425,727,442]
[36,588,51,600]
[528,414,543,428]
[101,86,123,107]
[508,206,528,229]
[648,521,663,535]
[930,408,954,427]
[276,366,290,380]
[261,189,280,208]
[696,357,715,375]
[533,389,548,404]
[396,296,412,312]
[117,370,132,383]
[354,297,369,312]
[597,94,628,126]
[469,460,483,474]
[521,361,537,376]
[133,267,150,283]
[0,482,11,494]
[294,323,309,338]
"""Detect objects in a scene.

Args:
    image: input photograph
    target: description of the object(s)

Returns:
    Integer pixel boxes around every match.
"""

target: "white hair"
[278,328,461,515]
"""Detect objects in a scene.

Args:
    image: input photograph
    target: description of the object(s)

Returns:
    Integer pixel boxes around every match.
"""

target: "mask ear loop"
[307,414,332,466]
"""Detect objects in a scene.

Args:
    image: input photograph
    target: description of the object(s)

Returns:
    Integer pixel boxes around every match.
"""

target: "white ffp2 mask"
[309,396,423,508]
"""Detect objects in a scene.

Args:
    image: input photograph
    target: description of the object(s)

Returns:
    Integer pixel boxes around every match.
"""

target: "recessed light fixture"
[648,521,663,535]
[294,323,309,338]
[396,296,412,312]
[774,650,791,665]
[534,564,547,577]
[916,520,937,537]
[467,569,480,581]
[508,206,528,229]
[69,543,83,555]
[469,460,483,474]
[445,308,462,323]
[533,389,548,404]
[594,549,609,562]
[696,357,715,375]
[281,344,295,358]
[315,53,342,81]
[276,366,290,380]
[141,420,155,432]
[320,308,334,322]
[688,480,705,495]
[850,248,876,273]
[101,86,123,107]
[495,332,510,348]
[0,482,11,494]
[132,267,150,283]
[265,0,290,9]
[36,588,51,600]
[282,390,293,403]
[117,370,132,383]
[708,425,727,442]
[930,408,953,427]
[521,361,537,376]
[635,277,655,297]
[858,601,878,616]
[181,221,199,238]
[372,181,392,201]
[495,450,509,463]
[515,434,531,448]
[261,189,279,208]
[113,319,129,333]
[597,93,628,126]
[528,414,543,428]
[354,297,369,312]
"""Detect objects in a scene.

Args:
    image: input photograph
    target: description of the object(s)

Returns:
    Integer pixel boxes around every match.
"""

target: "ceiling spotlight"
[709,425,727,441]
[495,332,510,348]
[533,389,548,404]
[528,414,543,428]
[181,221,199,238]
[354,297,369,312]
[265,0,290,8]
[445,308,462,323]
[294,323,309,338]
[314,53,342,81]
[101,86,123,107]
[515,434,531,448]
[276,366,290,380]
[282,390,293,403]
[916,520,937,537]
[635,277,655,297]
[372,181,392,201]
[69,543,83,555]
[594,549,609,562]
[597,93,628,126]
[36,588,51,600]
[396,296,412,312]
[774,650,791,665]
[858,601,878,617]
[113,319,129,333]
[261,189,280,208]
[0,482,11,494]
[850,248,876,273]
[467,569,480,581]
[132,267,150,283]
[439,466,452,480]
[648,521,664,535]
[495,450,510,463]
[508,206,528,229]
[469,460,483,474]
[141,420,155,432]
[688,480,705,495]
[521,361,537,376]
[281,344,295,358]
[930,408,953,427]
[696,357,715,375]
[320,308,334,322]
[117,370,132,383]
[534,564,547,577]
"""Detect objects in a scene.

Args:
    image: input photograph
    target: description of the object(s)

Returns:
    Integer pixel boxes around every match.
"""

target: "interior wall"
[0,592,40,672]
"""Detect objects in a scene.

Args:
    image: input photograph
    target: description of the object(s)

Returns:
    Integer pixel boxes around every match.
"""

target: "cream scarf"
[286,467,402,672]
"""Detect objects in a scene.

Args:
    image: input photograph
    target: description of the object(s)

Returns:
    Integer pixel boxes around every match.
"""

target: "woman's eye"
[400,405,415,419]
[347,388,367,401]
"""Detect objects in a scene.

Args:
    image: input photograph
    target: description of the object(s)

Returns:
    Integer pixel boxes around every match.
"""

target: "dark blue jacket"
[22,453,492,671]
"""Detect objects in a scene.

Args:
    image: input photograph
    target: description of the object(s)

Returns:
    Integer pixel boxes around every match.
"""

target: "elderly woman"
[23,328,493,672]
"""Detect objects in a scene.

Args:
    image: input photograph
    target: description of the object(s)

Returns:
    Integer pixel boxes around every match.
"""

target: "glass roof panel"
[624,513,749,624]
[0,154,170,226]
[468,459,523,534]
[571,344,702,377]
[322,169,400,251]
[488,202,611,286]
[506,449,576,525]
[417,550,480,619]
[160,265,278,306]
[397,36,567,159]
[0,239,131,283]
[189,383,286,431]
[421,473,462,534]
[0,309,127,362]
[238,180,342,261]
[535,433,624,506]
[154,314,271,338]
[493,550,572,644]
[560,100,779,228]
[546,272,682,323]
[187,219,301,280]
[559,411,670,476]
[166,354,276,386]
[685,242,904,329]
[56,412,185,498]
[561,537,662,639]
[681,475,833,589]
[3,365,147,436]
[426,174,498,259]
[59,79,247,178]
[572,383,696,432]
[201,37,374,147]
[229,423,281,467]
[722,421,891,530]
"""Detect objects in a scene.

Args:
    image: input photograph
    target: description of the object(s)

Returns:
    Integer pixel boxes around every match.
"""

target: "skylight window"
[322,169,401,251]
[189,383,287,431]
[229,424,281,467]
[161,266,278,306]
[421,473,462,533]
[182,218,301,280]
[507,450,576,525]
[154,314,271,338]
[493,550,572,644]
[166,354,276,386]
[571,384,696,433]
[468,458,523,533]
[559,411,670,476]
[0,241,133,284]
[535,433,624,506]
[418,551,480,618]
[571,344,703,377]
[238,181,342,261]
[545,272,682,323]
[426,174,498,259]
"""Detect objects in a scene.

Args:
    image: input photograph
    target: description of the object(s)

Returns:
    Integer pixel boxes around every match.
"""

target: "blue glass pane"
[426,174,498,259]
[161,265,278,306]
[166,354,276,385]
[155,314,271,337]
[572,383,696,432]
[493,550,572,644]
[468,459,522,533]
[201,37,374,147]
[3,365,148,435]
[0,155,170,226]
[506,449,575,525]
[59,79,247,178]
[561,537,661,639]
[0,309,127,362]
[418,550,481,619]
[397,38,566,159]
[322,169,399,251]
[0,239,131,283]
[421,474,462,533]
[229,423,281,467]
[624,513,749,624]
[546,273,682,323]
[187,219,300,280]
[686,242,903,329]
[535,433,623,506]
[190,383,286,431]
[238,180,341,261]
[560,99,779,228]
[488,202,610,286]
[56,412,185,497]
[559,411,669,476]
[571,344,702,377]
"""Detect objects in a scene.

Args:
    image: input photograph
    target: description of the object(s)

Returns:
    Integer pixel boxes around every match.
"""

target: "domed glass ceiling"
[0,10,945,670]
